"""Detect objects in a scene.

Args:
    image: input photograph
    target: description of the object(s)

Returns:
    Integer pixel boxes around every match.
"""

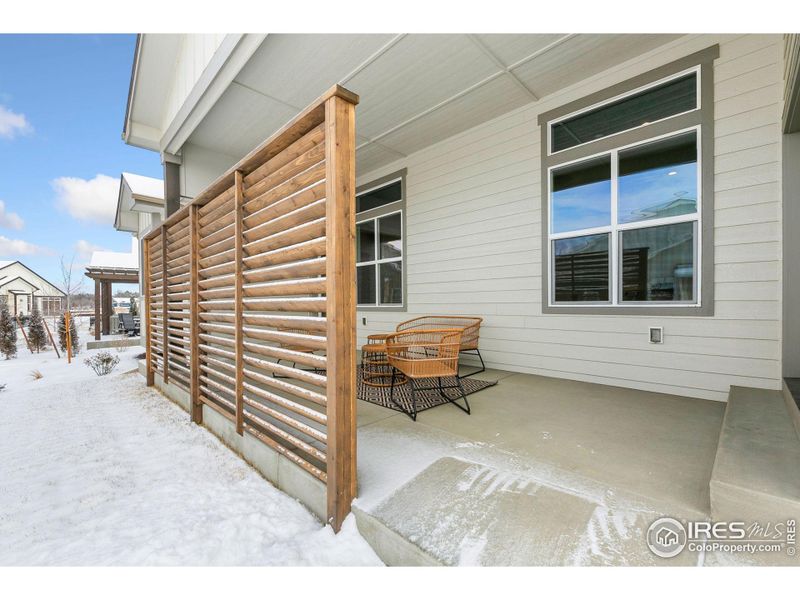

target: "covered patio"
[352,367,798,566]
[84,266,140,340]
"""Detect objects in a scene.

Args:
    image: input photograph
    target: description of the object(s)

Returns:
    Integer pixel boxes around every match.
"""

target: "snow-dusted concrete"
[0,323,382,566]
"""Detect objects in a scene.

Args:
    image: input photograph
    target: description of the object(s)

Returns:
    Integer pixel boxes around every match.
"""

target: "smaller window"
[355,176,405,309]
[356,180,402,213]
[550,72,698,153]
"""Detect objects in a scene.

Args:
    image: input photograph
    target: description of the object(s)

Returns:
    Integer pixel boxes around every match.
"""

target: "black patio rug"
[357,366,497,415]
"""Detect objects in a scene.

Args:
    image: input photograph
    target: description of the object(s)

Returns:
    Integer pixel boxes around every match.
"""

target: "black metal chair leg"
[410,381,418,421]
[458,349,486,379]
[450,378,471,415]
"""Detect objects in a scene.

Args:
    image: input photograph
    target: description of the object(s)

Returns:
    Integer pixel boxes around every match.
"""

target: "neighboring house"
[0,260,66,316]
[113,171,165,304]
[123,33,800,402]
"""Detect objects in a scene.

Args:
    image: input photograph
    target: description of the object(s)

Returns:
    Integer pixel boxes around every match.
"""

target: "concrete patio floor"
[353,368,751,565]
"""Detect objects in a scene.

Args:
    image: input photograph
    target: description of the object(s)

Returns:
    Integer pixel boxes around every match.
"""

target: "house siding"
[163,34,227,132]
[355,34,784,402]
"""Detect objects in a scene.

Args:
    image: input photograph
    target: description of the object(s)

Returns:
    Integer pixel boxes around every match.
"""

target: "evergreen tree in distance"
[27,305,48,353]
[129,297,138,318]
[0,303,17,360]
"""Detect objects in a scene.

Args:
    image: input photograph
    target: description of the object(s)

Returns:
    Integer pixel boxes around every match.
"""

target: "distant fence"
[143,86,358,531]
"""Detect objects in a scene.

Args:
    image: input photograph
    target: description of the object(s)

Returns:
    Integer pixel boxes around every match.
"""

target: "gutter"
[122,34,142,143]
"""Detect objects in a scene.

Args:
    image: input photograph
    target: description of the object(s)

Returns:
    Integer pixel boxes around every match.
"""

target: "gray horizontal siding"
[356,34,783,401]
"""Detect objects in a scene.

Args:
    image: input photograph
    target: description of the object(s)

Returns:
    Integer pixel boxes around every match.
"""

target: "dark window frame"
[538,45,718,317]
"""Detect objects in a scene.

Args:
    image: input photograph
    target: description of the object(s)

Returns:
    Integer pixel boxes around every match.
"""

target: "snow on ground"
[0,316,141,392]
[0,319,382,566]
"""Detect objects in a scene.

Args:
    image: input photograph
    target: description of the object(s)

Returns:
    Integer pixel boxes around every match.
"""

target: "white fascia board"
[161,33,268,156]
[126,121,163,151]
[131,198,165,213]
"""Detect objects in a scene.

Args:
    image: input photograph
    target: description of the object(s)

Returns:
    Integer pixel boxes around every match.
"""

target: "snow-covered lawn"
[0,318,381,566]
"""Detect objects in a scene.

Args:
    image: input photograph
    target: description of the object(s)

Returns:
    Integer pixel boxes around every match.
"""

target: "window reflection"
[618,131,697,224]
[551,156,611,234]
[621,222,695,302]
[553,234,610,302]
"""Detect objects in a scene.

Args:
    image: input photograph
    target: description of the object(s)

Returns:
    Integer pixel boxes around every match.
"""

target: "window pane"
[553,234,609,302]
[551,156,611,234]
[357,265,376,305]
[378,213,402,259]
[379,262,403,305]
[356,180,402,213]
[618,131,697,224]
[551,73,697,152]
[357,220,375,262]
[621,222,695,302]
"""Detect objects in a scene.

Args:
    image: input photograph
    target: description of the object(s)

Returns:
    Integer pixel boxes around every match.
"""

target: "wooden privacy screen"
[143,85,358,531]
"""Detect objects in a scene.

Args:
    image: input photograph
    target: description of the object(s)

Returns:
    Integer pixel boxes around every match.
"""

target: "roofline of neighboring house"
[1,275,41,293]
[0,260,67,296]
[122,34,142,144]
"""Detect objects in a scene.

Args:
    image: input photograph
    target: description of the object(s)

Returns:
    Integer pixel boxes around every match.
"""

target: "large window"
[539,46,718,315]
[356,174,405,308]
[550,129,700,306]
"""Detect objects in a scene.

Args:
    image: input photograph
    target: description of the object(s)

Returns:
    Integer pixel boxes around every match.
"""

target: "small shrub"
[57,313,80,356]
[0,304,16,360]
[27,306,48,352]
[0,383,6,392]
[30,369,43,381]
[84,351,120,376]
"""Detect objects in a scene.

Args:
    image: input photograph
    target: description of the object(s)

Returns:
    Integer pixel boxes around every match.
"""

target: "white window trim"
[547,125,702,308]
[547,65,702,157]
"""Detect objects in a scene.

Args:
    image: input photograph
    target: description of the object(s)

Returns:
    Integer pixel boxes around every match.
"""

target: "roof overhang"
[176,33,685,175]
[84,266,140,283]
[114,173,165,233]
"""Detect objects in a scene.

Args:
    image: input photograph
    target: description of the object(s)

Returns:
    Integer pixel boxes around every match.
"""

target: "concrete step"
[710,386,800,524]
[783,379,800,441]
[354,457,704,566]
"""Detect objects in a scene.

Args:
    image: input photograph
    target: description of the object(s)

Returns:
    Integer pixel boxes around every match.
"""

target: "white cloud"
[52,174,119,225]
[74,239,107,261]
[0,235,51,256]
[0,200,24,230]
[0,104,32,139]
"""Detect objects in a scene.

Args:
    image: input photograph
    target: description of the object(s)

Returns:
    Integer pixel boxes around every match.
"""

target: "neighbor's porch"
[354,367,731,565]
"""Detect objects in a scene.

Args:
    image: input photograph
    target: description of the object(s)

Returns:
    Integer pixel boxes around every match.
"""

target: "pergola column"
[94,279,101,340]
[102,281,112,335]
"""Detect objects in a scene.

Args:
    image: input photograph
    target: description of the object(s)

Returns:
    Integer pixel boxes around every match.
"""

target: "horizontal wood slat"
[143,84,358,532]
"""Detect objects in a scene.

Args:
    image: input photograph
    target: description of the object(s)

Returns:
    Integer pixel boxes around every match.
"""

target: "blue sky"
[0,34,161,291]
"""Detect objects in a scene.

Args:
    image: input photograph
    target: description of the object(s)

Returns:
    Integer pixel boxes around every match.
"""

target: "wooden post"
[234,170,245,435]
[189,205,202,423]
[161,225,169,384]
[324,92,358,532]
[65,311,72,364]
[94,278,101,341]
[102,281,112,336]
[43,319,60,358]
[143,237,154,387]
[17,316,32,354]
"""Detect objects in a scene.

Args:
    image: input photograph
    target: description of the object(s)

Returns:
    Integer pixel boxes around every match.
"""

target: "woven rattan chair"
[395,316,485,377]
[384,328,470,421]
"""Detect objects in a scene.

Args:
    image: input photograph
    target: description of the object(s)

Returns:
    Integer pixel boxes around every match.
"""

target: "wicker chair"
[395,316,485,377]
[384,328,469,421]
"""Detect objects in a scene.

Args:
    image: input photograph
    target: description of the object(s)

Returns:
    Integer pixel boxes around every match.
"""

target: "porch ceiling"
[185,33,681,174]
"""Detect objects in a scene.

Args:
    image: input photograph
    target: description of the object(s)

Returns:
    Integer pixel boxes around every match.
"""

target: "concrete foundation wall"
[783,132,800,377]
[137,361,327,523]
